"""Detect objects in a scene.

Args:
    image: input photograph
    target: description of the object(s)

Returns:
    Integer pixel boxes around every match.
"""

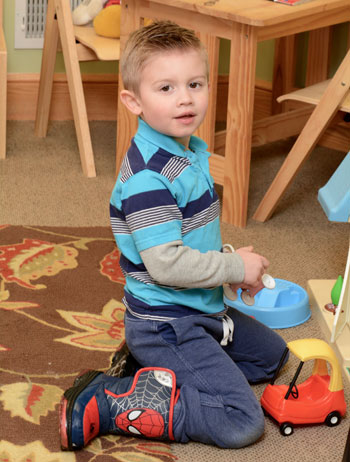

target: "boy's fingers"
[261,256,269,269]
[248,285,261,297]
[237,246,253,253]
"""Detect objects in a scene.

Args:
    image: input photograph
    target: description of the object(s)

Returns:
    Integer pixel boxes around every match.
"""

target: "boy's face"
[124,49,209,148]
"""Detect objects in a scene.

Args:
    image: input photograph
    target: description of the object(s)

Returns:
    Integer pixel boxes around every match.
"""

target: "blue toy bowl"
[224,279,310,329]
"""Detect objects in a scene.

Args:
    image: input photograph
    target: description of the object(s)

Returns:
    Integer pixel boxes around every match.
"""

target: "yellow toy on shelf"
[72,0,121,38]
[93,0,121,38]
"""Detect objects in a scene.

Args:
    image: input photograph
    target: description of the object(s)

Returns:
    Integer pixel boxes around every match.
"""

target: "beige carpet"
[1,121,349,461]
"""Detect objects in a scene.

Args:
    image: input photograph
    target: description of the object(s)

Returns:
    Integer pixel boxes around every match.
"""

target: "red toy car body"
[261,338,346,435]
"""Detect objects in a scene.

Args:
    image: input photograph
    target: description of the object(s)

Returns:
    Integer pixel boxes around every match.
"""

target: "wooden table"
[0,0,7,160]
[116,0,350,227]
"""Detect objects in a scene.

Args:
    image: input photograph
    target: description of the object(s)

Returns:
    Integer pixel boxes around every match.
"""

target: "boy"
[60,21,287,451]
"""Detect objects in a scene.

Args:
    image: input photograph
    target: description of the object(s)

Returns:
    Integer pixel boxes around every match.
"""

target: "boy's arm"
[140,240,245,288]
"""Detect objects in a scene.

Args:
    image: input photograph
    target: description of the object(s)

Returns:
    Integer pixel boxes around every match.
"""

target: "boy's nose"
[177,88,193,105]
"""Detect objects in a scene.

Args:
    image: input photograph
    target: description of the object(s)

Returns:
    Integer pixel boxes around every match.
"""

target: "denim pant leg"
[223,307,288,383]
[124,311,284,449]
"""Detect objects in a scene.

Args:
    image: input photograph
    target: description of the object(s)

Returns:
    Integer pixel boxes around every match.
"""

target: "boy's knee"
[220,406,265,449]
[270,337,289,376]
[175,384,265,449]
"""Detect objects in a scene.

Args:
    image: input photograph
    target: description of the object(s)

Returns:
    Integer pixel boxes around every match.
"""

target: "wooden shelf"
[307,279,350,384]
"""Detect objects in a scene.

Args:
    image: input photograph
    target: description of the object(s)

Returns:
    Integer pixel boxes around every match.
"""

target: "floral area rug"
[0,225,176,462]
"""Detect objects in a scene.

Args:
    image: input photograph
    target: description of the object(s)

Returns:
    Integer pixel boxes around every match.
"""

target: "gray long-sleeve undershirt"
[140,240,245,289]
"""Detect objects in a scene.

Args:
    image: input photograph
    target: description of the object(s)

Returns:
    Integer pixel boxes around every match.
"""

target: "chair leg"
[253,48,350,222]
[195,33,219,152]
[35,0,59,138]
[0,37,6,160]
[271,35,296,115]
[55,0,96,177]
[0,0,6,159]
[253,127,320,222]
[116,0,140,176]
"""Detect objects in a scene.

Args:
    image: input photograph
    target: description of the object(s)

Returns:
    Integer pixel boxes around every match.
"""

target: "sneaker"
[106,343,140,378]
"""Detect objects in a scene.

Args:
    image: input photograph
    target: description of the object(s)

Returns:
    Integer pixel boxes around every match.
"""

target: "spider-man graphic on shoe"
[60,367,178,450]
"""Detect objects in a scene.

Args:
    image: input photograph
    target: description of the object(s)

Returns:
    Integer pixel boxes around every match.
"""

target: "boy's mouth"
[175,113,196,122]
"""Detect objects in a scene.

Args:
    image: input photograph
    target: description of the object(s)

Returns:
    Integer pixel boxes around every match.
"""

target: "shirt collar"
[135,118,209,157]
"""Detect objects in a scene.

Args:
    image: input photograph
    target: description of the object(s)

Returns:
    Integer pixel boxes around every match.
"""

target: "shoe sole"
[60,370,102,450]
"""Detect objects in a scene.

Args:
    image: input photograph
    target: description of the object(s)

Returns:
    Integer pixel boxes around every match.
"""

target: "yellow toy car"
[261,338,347,436]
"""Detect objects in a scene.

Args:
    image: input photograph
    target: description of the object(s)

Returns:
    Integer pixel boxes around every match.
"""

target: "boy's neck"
[174,135,191,150]
[139,116,192,150]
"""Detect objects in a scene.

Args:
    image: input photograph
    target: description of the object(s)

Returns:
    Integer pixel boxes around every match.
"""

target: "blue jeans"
[124,307,287,448]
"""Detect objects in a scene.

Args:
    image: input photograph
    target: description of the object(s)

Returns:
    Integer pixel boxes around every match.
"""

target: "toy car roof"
[287,338,337,363]
[287,338,343,392]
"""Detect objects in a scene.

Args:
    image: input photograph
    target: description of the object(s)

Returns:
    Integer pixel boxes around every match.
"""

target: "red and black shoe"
[106,343,140,378]
[60,368,177,450]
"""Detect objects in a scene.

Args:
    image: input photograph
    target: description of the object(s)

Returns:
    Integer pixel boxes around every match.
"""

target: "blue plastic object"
[318,152,350,223]
[224,279,310,329]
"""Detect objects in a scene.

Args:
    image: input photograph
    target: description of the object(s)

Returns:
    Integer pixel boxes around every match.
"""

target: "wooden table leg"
[34,0,58,138]
[271,27,331,115]
[305,26,331,86]
[271,35,296,114]
[222,23,258,227]
[196,33,219,153]
[0,22,6,160]
[116,0,139,176]
[55,0,96,177]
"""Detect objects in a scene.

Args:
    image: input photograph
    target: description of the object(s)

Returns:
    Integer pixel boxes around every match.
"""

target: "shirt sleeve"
[140,240,245,288]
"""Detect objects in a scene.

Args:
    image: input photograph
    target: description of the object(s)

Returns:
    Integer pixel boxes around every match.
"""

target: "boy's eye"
[189,82,202,89]
[160,85,171,92]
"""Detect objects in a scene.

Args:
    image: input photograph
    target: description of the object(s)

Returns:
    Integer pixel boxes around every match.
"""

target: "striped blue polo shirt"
[110,118,225,320]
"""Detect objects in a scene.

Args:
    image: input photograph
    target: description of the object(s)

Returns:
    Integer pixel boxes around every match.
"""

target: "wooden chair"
[0,0,7,159]
[253,46,350,222]
[35,0,120,177]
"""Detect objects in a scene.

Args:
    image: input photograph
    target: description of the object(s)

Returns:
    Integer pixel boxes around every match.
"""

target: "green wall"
[3,0,117,74]
[217,36,275,80]
[2,0,348,81]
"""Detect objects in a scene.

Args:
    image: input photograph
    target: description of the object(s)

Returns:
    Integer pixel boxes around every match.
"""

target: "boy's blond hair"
[120,20,209,94]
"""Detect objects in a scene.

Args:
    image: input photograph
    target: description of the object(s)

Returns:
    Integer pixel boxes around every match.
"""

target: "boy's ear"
[120,89,142,116]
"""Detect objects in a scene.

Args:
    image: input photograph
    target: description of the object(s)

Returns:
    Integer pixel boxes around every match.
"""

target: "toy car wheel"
[325,411,341,427]
[280,422,294,436]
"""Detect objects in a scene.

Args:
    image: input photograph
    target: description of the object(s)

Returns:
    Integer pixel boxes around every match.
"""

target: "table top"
[145,0,350,26]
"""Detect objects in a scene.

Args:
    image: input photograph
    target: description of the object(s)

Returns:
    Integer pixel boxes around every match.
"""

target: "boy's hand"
[235,246,269,288]
[228,281,264,299]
